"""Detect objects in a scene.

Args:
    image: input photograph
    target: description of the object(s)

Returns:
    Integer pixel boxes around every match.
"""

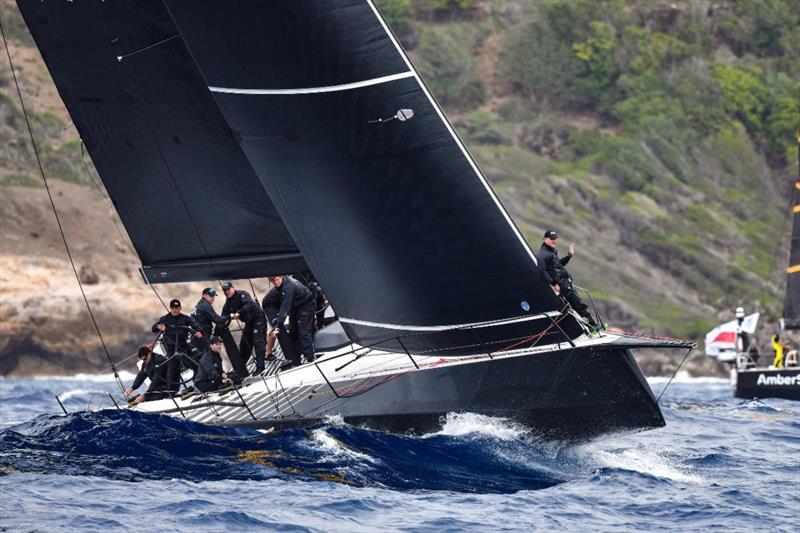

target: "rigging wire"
[0,20,125,396]
[656,347,694,404]
[144,273,169,312]
[248,278,260,305]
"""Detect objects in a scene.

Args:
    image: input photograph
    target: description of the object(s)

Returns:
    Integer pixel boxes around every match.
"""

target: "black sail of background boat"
[16,0,695,440]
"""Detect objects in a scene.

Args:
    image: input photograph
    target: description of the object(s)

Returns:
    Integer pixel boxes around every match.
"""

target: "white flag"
[704,312,760,357]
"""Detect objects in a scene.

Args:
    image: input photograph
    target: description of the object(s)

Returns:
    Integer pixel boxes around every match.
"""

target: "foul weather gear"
[222,289,266,374]
[273,276,315,365]
[262,286,298,364]
[131,354,170,401]
[772,334,784,368]
[193,298,228,339]
[537,242,595,326]
[194,349,224,392]
[152,312,199,392]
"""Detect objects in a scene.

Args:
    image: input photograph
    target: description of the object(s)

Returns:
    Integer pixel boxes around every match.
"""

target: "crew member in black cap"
[152,299,202,393]
[193,336,228,393]
[192,287,228,350]
[221,282,267,375]
[537,230,598,327]
[269,275,315,369]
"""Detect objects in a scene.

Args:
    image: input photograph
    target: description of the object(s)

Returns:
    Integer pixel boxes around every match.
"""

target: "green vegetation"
[3,0,799,340]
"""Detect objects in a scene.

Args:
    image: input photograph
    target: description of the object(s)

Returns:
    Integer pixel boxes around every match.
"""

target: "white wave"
[322,414,345,426]
[57,388,96,401]
[308,428,378,463]
[426,412,529,441]
[575,441,702,484]
[30,371,138,383]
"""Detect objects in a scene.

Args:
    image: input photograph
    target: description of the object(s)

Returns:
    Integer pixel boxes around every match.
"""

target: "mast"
[783,132,800,330]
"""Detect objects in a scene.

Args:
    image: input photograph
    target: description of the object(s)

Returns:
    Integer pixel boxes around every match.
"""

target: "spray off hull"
[134,337,667,442]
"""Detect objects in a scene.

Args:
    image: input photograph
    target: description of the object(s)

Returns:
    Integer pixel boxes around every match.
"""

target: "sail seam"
[339,312,561,332]
[365,0,540,267]
[209,71,414,95]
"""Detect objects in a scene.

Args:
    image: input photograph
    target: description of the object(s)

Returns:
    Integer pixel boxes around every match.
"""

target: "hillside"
[1,0,798,376]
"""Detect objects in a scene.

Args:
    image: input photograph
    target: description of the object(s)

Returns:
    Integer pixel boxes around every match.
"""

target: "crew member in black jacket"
[221,282,267,375]
[537,230,598,327]
[193,336,228,393]
[269,275,315,369]
[262,284,298,364]
[152,299,202,393]
[192,287,228,349]
[125,345,169,404]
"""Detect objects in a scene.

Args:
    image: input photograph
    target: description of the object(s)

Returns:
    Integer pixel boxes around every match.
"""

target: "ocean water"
[0,375,798,531]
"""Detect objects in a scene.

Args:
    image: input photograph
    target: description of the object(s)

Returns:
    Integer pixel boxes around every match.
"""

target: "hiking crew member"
[125,346,170,404]
[193,336,228,393]
[221,282,267,375]
[537,230,598,327]
[152,299,201,393]
[269,275,315,369]
[262,284,298,364]
[192,287,228,349]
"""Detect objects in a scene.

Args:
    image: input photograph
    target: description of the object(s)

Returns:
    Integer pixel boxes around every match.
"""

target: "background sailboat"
[704,163,800,400]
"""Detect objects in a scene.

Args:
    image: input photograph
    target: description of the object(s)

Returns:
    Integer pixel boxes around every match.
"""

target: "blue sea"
[0,374,798,532]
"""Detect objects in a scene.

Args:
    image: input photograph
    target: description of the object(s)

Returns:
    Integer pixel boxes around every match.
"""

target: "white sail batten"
[209,71,414,95]
[339,311,561,332]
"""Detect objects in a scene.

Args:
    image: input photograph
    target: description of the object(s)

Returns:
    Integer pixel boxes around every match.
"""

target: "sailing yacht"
[17,0,693,440]
[729,176,799,401]
[704,168,799,401]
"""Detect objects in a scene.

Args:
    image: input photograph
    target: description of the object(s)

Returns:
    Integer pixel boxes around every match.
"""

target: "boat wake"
[0,408,706,493]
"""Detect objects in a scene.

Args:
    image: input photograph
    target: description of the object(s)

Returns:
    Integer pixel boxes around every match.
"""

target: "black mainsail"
[162,0,581,351]
[784,177,800,330]
[16,0,305,284]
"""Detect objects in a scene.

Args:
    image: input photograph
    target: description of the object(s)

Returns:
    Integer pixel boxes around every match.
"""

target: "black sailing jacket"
[131,354,168,392]
[537,242,573,289]
[151,312,198,353]
[192,298,228,337]
[194,350,224,392]
[261,286,281,322]
[274,276,313,326]
[221,289,262,324]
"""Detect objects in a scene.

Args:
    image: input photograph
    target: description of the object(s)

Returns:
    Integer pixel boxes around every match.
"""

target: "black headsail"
[16,0,305,284]
[784,176,800,330]
[163,0,583,353]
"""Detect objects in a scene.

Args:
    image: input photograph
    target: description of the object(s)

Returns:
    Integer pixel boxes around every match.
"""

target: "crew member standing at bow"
[537,230,598,328]
[152,299,202,393]
[269,275,315,369]
[221,282,267,375]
